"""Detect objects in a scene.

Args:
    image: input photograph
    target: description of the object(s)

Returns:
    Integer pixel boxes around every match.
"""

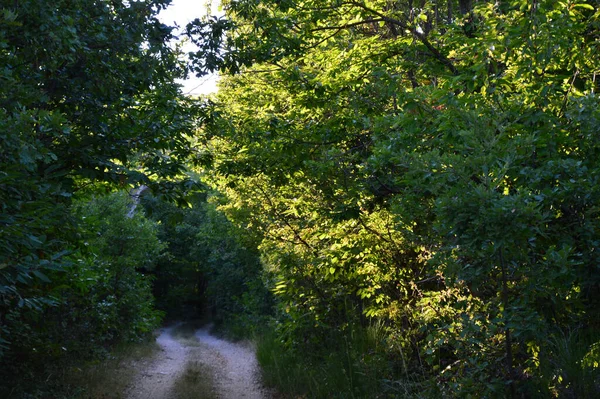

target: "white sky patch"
[159,0,224,96]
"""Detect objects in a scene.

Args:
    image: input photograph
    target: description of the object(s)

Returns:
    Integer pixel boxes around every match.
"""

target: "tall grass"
[255,322,424,399]
[536,327,600,398]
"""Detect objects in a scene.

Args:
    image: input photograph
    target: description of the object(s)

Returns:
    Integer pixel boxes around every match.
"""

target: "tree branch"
[255,183,317,253]
[344,1,458,75]
[309,18,384,32]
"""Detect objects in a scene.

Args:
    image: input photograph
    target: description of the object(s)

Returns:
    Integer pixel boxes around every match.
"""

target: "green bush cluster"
[0,192,164,396]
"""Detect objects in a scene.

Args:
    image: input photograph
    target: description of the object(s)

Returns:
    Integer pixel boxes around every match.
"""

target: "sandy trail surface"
[126,324,272,399]
[195,328,270,399]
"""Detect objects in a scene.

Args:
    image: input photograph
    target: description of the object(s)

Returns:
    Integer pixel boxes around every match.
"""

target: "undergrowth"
[255,322,600,398]
[255,322,424,399]
[1,337,159,399]
[62,339,160,398]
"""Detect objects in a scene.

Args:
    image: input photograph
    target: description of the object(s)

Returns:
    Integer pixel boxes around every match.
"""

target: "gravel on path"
[195,327,270,399]
[126,324,273,399]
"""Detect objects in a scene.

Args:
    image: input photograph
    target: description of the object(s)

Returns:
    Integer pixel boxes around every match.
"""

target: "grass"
[170,319,220,399]
[255,323,424,399]
[173,360,218,399]
[56,338,160,399]
[539,327,600,398]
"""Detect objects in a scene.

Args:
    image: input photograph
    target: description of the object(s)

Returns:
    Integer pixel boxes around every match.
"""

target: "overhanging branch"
[344,1,458,75]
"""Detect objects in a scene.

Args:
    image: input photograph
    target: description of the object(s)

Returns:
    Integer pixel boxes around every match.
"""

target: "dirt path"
[126,324,273,399]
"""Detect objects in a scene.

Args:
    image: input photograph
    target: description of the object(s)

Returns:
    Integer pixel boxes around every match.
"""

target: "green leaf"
[32,270,51,283]
[572,4,594,10]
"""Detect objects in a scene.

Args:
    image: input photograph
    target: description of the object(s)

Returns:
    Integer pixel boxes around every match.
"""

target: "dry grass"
[59,339,160,398]
[173,360,218,399]
[55,321,215,398]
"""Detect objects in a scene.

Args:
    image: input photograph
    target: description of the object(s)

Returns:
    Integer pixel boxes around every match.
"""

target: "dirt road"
[126,324,273,399]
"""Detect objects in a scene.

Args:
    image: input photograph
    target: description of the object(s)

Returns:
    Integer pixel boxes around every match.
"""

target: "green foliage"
[0,191,164,397]
[143,189,273,338]
[0,106,75,358]
[256,320,422,398]
[194,0,600,396]
[538,328,600,398]
[3,0,600,397]
[1,0,203,377]
[0,1,208,393]
[74,191,164,342]
[193,195,273,338]
[142,190,209,319]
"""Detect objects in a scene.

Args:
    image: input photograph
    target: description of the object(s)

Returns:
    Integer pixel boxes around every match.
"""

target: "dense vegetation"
[1,0,600,398]
[0,0,200,395]
[190,0,600,397]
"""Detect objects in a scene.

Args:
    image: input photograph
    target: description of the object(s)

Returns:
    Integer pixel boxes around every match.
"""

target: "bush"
[0,191,164,397]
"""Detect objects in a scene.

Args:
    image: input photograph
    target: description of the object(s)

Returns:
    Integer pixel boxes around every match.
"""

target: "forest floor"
[125,323,274,399]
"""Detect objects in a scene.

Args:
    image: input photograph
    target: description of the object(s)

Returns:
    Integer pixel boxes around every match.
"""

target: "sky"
[158,0,223,96]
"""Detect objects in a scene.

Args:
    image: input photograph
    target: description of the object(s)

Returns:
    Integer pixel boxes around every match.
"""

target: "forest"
[1,0,600,397]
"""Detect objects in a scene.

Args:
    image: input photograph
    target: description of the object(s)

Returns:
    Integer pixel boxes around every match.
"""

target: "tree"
[141,187,273,338]
[74,192,165,343]
[191,0,600,396]
[0,0,204,369]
